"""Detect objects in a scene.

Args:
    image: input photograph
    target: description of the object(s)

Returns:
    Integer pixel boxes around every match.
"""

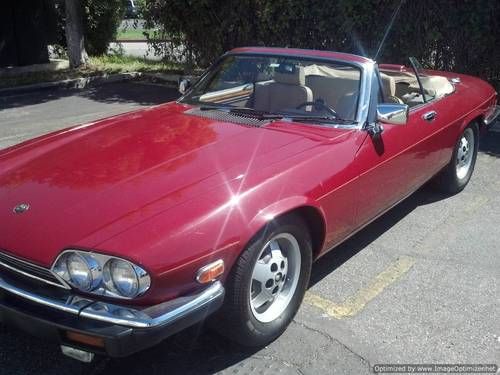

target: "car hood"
[0,103,340,267]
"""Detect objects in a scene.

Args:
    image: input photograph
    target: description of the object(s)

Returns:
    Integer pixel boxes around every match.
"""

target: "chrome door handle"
[422,111,437,122]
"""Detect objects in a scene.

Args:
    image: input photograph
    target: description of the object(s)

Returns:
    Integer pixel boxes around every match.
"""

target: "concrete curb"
[0,72,179,97]
[140,72,199,86]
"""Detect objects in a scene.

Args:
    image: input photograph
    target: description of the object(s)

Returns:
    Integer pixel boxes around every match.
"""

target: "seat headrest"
[419,76,454,97]
[380,72,396,97]
[274,65,306,85]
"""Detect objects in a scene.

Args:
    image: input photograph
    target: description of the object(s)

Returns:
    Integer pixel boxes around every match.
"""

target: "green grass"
[89,55,181,74]
[116,28,151,41]
[0,55,183,89]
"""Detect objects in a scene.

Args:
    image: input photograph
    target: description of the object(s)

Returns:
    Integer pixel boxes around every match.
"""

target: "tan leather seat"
[305,75,358,108]
[380,73,403,103]
[380,73,396,96]
[305,75,359,119]
[254,66,313,112]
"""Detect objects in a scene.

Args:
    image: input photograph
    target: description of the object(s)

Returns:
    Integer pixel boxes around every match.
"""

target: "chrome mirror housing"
[377,103,409,125]
[178,78,191,95]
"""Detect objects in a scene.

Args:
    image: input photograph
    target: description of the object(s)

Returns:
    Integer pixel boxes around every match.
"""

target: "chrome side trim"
[484,105,500,126]
[0,271,224,329]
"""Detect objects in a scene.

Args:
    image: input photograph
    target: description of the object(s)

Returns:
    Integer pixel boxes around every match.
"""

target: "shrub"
[143,0,260,67]
[143,0,500,88]
[54,0,125,56]
[83,0,125,55]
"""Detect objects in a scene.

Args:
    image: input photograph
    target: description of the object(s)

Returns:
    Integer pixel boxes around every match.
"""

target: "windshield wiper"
[199,106,356,124]
[287,115,357,125]
[199,106,283,120]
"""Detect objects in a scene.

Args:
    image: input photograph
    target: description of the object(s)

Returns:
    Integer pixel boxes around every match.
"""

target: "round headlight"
[63,252,102,291]
[52,250,150,299]
[103,259,150,298]
[52,252,102,291]
[66,253,92,290]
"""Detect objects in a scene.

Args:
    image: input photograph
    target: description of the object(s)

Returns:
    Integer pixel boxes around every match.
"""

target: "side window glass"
[408,57,429,103]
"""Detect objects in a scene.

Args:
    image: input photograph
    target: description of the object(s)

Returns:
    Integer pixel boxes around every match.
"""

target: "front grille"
[0,250,67,289]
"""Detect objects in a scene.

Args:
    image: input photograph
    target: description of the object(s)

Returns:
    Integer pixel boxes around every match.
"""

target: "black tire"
[434,122,479,194]
[212,214,312,346]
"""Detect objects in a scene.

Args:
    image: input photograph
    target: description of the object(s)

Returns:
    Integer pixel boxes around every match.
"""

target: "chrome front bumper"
[0,272,224,328]
[0,270,225,358]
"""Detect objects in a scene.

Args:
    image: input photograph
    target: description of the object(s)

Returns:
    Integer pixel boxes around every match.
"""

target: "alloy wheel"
[249,233,301,323]
[456,128,474,180]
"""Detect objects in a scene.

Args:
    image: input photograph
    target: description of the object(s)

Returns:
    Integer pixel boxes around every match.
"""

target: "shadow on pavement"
[80,81,179,106]
[0,322,258,375]
[309,184,447,287]
[0,81,179,110]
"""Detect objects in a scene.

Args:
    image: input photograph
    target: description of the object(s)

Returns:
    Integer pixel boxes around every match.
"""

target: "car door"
[427,92,463,168]
[352,64,442,228]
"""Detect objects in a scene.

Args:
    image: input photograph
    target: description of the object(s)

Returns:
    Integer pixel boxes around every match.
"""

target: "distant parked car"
[0,47,498,363]
[124,0,138,18]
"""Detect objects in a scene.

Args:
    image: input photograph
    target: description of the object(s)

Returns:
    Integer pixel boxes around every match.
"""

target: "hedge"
[143,0,500,88]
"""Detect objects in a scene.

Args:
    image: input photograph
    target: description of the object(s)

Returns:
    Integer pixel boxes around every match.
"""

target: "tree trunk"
[65,0,88,68]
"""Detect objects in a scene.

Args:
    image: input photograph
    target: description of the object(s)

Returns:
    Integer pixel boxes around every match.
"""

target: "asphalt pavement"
[0,81,177,149]
[0,81,499,374]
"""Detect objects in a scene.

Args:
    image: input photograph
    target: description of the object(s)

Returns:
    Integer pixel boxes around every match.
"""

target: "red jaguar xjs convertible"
[0,47,498,362]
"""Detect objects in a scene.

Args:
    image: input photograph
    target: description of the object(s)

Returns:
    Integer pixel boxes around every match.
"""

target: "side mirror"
[178,78,191,95]
[376,103,409,125]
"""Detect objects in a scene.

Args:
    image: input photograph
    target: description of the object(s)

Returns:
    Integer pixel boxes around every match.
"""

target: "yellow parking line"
[304,256,416,319]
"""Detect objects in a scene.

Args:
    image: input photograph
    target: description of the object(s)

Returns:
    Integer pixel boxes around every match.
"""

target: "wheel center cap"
[275,274,281,282]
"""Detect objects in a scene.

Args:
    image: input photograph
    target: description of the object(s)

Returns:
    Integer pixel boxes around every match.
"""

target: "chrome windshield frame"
[178,51,376,129]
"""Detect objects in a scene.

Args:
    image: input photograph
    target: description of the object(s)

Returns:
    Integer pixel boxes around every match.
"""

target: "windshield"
[180,54,362,122]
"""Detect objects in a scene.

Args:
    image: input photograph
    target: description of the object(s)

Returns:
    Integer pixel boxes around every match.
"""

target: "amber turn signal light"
[65,331,105,348]
[196,259,225,284]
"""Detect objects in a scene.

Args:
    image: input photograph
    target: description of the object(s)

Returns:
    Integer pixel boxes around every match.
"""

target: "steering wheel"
[296,99,337,116]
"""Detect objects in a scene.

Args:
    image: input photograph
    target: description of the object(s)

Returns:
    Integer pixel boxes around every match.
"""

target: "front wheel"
[213,214,312,346]
[434,123,479,194]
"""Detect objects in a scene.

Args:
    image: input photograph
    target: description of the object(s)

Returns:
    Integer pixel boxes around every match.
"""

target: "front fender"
[244,196,325,246]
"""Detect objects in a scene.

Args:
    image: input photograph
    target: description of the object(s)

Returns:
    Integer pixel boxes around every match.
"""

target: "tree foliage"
[55,0,125,56]
[83,0,125,55]
[143,0,500,86]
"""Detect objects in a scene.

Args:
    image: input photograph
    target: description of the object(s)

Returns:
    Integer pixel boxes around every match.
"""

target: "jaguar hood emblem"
[13,203,30,214]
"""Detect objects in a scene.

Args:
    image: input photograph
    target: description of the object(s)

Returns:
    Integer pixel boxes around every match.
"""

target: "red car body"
[0,47,498,359]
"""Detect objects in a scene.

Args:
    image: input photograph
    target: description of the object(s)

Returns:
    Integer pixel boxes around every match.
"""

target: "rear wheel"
[434,123,478,194]
[213,214,312,346]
